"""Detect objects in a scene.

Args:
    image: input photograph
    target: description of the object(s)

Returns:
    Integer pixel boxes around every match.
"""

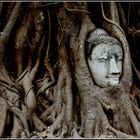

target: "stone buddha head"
[86,28,123,88]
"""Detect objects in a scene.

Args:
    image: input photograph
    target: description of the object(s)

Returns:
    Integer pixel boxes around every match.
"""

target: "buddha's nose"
[109,56,120,76]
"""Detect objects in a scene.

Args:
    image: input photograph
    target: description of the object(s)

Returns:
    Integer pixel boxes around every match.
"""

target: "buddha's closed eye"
[97,57,108,62]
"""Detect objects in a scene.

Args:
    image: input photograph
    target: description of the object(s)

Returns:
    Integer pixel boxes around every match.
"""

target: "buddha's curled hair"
[86,28,121,59]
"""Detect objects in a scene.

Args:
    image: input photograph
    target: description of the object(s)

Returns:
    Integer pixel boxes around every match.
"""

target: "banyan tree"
[0,1,140,138]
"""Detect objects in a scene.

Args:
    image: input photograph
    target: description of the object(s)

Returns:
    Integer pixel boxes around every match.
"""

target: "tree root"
[19,34,47,133]
[11,116,24,138]
[14,23,27,77]
[131,101,140,121]
[11,99,24,138]
[36,77,55,99]
[39,105,56,125]
[22,71,47,132]
[32,113,47,132]
[0,66,24,138]
[82,97,138,138]
[47,105,64,138]
[43,31,75,138]
[27,7,44,71]
[71,127,83,138]
[6,100,30,137]
[0,4,24,137]
[0,96,7,137]
[98,85,140,137]
[108,125,136,138]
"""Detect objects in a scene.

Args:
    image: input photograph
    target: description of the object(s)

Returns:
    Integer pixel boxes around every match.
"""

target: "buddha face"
[88,43,123,87]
